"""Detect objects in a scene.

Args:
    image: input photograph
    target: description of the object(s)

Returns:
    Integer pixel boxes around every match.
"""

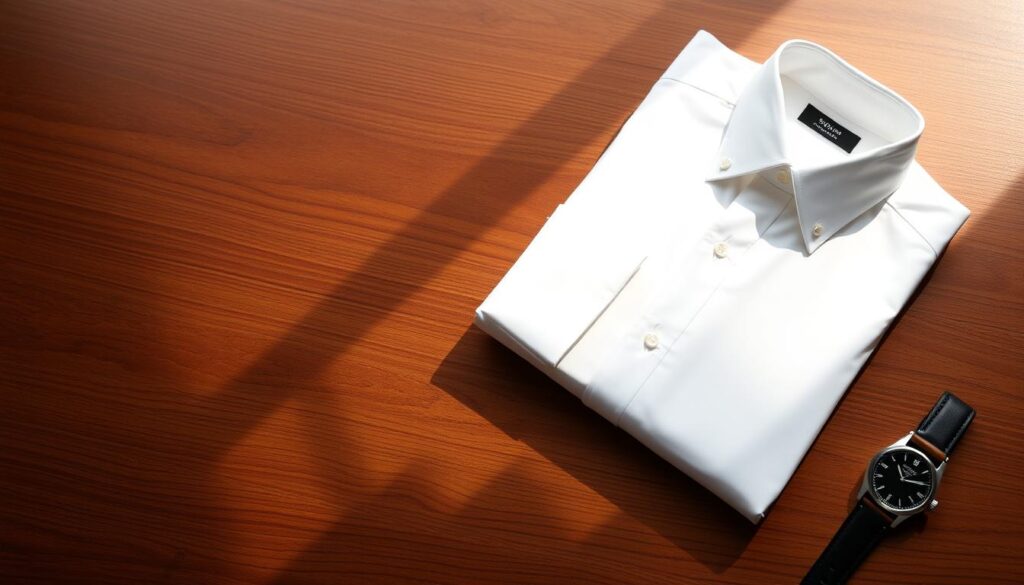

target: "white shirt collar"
[706,40,924,254]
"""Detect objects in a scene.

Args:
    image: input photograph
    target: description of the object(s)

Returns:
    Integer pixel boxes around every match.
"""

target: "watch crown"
[929,499,939,511]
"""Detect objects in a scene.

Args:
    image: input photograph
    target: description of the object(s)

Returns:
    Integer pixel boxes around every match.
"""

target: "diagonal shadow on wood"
[251,4,794,583]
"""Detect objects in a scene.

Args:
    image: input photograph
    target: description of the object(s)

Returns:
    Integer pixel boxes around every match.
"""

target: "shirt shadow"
[430,325,758,572]
[267,461,743,584]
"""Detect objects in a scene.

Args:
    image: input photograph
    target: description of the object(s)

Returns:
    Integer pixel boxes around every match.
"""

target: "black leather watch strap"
[801,498,893,585]
[910,392,975,463]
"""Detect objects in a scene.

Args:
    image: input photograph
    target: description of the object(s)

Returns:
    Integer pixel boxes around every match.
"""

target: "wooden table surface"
[2,1,1022,583]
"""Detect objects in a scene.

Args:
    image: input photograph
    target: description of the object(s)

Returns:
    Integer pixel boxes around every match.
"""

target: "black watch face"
[869,447,935,512]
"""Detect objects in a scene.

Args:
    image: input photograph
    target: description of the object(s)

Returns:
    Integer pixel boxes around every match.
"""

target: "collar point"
[802,232,830,255]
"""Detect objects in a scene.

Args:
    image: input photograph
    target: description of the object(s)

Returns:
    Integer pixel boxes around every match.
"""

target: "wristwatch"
[802,392,975,585]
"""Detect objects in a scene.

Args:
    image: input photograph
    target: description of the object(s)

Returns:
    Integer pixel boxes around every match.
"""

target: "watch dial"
[870,448,935,511]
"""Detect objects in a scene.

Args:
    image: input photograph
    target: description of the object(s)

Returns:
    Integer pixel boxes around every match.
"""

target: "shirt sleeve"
[475,203,646,369]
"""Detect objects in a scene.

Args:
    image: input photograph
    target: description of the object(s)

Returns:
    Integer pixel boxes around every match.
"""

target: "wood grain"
[1,1,1021,583]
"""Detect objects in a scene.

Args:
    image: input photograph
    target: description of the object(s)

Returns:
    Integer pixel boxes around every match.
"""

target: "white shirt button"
[643,332,659,350]
[812,223,824,238]
[775,169,791,185]
[713,241,729,258]
[719,157,732,171]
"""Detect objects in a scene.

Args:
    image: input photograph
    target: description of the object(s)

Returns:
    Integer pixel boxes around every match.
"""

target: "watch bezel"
[865,443,937,515]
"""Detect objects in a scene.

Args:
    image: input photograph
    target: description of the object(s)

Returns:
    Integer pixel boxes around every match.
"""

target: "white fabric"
[474,31,968,523]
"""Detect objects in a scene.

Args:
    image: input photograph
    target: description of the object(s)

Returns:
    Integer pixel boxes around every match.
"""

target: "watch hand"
[903,479,929,486]
[897,465,905,481]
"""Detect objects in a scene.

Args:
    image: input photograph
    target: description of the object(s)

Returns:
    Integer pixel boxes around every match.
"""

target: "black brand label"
[797,104,861,153]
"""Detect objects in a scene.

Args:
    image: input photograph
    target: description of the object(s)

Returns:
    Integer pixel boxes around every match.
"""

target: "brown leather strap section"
[909,432,947,466]
[860,495,895,525]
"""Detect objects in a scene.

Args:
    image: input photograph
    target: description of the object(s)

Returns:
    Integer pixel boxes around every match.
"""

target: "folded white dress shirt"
[474,30,968,522]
